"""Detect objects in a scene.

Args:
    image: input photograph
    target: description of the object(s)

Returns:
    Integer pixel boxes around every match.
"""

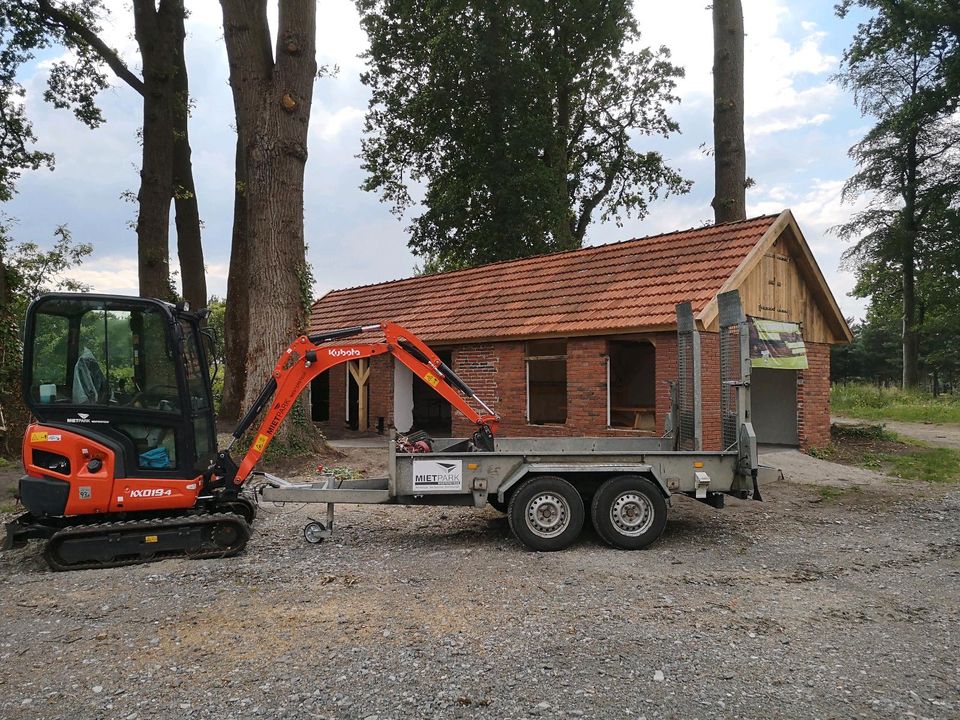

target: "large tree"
[711,0,747,223]
[0,0,207,307]
[356,0,689,271]
[218,0,318,441]
[836,2,960,388]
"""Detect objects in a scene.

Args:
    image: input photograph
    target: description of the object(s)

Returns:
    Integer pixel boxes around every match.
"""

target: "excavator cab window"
[23,294,217,479]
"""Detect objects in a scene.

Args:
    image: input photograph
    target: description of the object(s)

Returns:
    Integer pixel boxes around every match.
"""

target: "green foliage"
[0,1,112,200]
[327,465,362,481]
[0,223,92,455]
[831,383,960,424]
[356,0,690,270]
[834,1,960,387]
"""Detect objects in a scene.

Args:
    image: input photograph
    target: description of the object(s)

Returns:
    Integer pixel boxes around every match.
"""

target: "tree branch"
[37,0,145,96]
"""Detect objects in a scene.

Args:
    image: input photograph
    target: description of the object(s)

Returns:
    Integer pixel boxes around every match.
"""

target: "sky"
[6,0,872,318]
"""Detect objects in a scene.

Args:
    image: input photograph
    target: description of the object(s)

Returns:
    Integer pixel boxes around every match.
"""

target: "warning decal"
[253,433,269,453]
[412,459,463,492]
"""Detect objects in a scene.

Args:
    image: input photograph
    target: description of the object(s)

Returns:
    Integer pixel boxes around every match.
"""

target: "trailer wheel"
[508,476,584,551]
[303,521,326,544]
[591,475,667,550]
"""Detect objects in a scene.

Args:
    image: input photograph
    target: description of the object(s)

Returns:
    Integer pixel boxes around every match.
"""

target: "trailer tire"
[591,475,667,550]
[508,476,584,551]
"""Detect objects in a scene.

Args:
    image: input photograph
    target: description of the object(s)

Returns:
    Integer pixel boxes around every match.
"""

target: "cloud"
[746,111,831,139]
[313,105,365,142]
[66,255,139,295]
[639,0,842,134]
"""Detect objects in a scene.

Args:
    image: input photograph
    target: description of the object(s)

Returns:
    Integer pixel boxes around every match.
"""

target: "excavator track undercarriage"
[41,512,252,571]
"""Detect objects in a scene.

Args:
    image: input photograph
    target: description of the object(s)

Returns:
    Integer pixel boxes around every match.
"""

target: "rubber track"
[43,512,251,572]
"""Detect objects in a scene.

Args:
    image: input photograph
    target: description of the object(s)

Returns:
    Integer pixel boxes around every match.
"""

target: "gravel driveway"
[1,453,958,720]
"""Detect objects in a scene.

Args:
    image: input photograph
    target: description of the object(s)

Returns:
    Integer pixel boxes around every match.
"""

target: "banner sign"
[748,317,808,370]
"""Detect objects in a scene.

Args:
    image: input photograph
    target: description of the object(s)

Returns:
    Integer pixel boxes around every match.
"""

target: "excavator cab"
[22,294,218,481]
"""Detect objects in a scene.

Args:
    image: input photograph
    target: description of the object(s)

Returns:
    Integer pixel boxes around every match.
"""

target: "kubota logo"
[327,348,361,358]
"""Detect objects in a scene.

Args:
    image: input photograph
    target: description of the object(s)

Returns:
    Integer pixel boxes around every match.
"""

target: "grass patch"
[885,448,960,483]
[815,485,863,501]
[0,456,13,470]
[832,383,960,424]
[809,422,960,483]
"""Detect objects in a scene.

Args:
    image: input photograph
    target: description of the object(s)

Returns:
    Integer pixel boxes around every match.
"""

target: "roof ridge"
[315,212,783,299]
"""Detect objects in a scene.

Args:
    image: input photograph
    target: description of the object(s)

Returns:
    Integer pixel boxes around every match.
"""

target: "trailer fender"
[496,464,670,503]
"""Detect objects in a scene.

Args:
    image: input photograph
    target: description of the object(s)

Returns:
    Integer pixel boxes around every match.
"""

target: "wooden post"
[348,358,371,430]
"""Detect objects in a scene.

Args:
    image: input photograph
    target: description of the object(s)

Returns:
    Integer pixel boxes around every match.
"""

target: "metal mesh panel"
[719,323,740,449]
[717,290,746,450]
[677,329,696,450]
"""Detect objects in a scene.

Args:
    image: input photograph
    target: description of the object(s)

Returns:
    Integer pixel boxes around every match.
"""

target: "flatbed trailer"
[260,291,760,552]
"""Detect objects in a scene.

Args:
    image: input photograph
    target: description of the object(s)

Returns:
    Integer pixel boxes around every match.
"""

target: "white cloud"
[747,111,831,139]
[313,105,365,142]
[639,0,841,136]
[67,255,139,295]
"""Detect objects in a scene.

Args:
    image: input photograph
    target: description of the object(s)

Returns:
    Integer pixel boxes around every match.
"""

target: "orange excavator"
[5,293,498,570]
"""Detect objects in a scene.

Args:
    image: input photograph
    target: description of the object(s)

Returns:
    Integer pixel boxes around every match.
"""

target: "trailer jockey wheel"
[591,475,667,550]
[303,520,329,544]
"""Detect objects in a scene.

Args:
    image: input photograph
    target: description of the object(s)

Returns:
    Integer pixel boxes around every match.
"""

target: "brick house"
[308,210,851,449]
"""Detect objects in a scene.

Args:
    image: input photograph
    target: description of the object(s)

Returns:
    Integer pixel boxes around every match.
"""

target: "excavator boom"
[213,321,499,490]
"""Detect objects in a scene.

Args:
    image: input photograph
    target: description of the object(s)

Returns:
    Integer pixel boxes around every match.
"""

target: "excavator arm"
[211,321,499,490]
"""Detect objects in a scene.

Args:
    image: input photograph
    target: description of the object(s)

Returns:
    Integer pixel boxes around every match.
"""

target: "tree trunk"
[37,0,205,308]
[902,133,920,389]
[482,2,513,258]
[220,136,250,422]
[170,12,207,311]
[220,0,318,444]
[133,0,181,301]
[711,0,746,224]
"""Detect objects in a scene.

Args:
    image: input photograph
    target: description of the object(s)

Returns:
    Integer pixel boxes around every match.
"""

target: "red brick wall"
[798,341,831,448]
[699,333,722,450]
[318,333,833,449]
[367,355,393,430]
[451,335,695,440]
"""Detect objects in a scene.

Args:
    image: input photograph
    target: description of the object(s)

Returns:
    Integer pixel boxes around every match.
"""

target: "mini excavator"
[4,293,498,570]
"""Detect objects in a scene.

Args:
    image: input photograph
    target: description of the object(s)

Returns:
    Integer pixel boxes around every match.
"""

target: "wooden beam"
[349,358,370,429]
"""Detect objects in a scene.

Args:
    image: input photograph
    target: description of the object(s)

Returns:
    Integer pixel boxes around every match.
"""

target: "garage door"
[751,368,798,446]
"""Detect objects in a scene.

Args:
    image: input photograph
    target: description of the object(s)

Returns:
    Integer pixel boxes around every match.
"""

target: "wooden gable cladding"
[699,210,853,344]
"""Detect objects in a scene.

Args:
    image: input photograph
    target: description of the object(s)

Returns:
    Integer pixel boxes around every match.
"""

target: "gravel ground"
[1,450,958,720]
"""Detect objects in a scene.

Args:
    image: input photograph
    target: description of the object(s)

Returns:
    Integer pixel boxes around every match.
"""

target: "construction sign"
[748,317,808,370]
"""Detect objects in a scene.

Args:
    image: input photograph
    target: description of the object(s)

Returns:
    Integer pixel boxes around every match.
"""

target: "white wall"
[393,362,414,432]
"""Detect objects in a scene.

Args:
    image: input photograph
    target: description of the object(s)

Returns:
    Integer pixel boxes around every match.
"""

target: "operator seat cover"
[73,347,107,404]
